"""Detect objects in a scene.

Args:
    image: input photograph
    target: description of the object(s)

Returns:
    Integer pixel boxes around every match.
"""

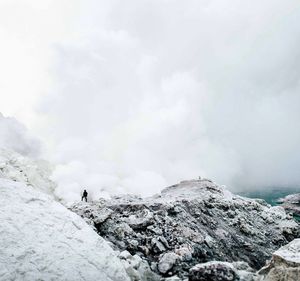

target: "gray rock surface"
[158,253,178,274]
[258,238,300,281]
[189,261,257,281]
[71,179,299,280]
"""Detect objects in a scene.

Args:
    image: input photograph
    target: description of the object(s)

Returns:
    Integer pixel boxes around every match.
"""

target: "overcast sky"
[1,0,300,201]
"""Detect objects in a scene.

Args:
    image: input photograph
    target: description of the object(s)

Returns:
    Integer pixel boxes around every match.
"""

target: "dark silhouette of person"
[81,189,88,202]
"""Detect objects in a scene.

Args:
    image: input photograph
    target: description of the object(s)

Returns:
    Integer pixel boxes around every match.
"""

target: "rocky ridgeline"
[71,179,300,280]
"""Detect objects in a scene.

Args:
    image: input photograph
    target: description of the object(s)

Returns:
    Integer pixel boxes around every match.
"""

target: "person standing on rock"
[81,189,88,202]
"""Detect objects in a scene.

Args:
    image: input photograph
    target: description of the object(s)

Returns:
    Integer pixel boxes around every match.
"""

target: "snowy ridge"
[0,178,130,281]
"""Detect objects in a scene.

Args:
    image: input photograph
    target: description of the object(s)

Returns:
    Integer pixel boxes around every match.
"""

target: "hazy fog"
[1,0,300,201]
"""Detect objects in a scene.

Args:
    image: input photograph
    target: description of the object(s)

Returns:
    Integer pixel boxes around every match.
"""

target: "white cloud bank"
[0,113,41,157]
[1,0,300,201]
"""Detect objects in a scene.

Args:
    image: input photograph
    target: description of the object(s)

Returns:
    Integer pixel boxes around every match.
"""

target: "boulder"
[258,238,300,281]
[189,261,237,281]
[158,252,178,274]
[119,250,160,281]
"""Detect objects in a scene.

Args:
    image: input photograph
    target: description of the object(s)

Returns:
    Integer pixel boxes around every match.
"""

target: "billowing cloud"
[1,0,300,201]
[0,113,41,157]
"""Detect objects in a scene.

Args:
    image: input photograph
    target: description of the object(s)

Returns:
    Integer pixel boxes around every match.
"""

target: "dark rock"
[151,238,166,254]
[189,262,237,281]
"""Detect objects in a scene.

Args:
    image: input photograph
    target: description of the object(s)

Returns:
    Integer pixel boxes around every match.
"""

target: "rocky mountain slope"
[71,179,300,280]
[0,178,130,281]
[0,149,130,281]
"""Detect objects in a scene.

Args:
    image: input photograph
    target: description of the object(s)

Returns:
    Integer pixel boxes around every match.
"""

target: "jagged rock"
[158,252,178,274]
[119,249,160,281]
[232,262,257,281]
[175,246,193,261]
[125,209,154,230]
[151,237,166,253]
[189,261,257,281]
[189,261,237,281]
[93,207,114,224]
[119,250,133,260]
[277,193,300,217]
[258,238,300,281]
[71,179,300,279]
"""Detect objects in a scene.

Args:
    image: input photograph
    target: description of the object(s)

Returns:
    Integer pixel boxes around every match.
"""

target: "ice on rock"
[0,179,130,281]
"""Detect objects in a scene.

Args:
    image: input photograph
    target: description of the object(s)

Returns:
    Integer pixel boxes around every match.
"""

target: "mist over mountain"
[0,113,41,158]
[1,1,300,201]
[1,2,300,281]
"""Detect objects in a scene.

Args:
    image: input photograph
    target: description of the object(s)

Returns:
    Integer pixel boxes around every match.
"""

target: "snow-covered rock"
[158,252,178,274]
[118,250,160,281]
[189,261,257,281]
[71,179,300,280]
[277,193,300,217]
[258,238,300,281]
[189,261,237,281]
[0,148,56,196]
[0,178,130,281]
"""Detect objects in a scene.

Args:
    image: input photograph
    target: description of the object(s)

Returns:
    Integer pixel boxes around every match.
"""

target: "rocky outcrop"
[71,179,300,280]
[277,193,300,217]
[189,261,237,281]
[189,261,257,281]
[258,238,300,281]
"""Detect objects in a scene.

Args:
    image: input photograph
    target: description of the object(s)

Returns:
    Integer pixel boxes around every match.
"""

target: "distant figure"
[81,189,88,202]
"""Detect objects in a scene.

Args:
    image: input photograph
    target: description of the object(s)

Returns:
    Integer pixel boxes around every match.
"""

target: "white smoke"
[1,0,300,202]
[0,113,41,158]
